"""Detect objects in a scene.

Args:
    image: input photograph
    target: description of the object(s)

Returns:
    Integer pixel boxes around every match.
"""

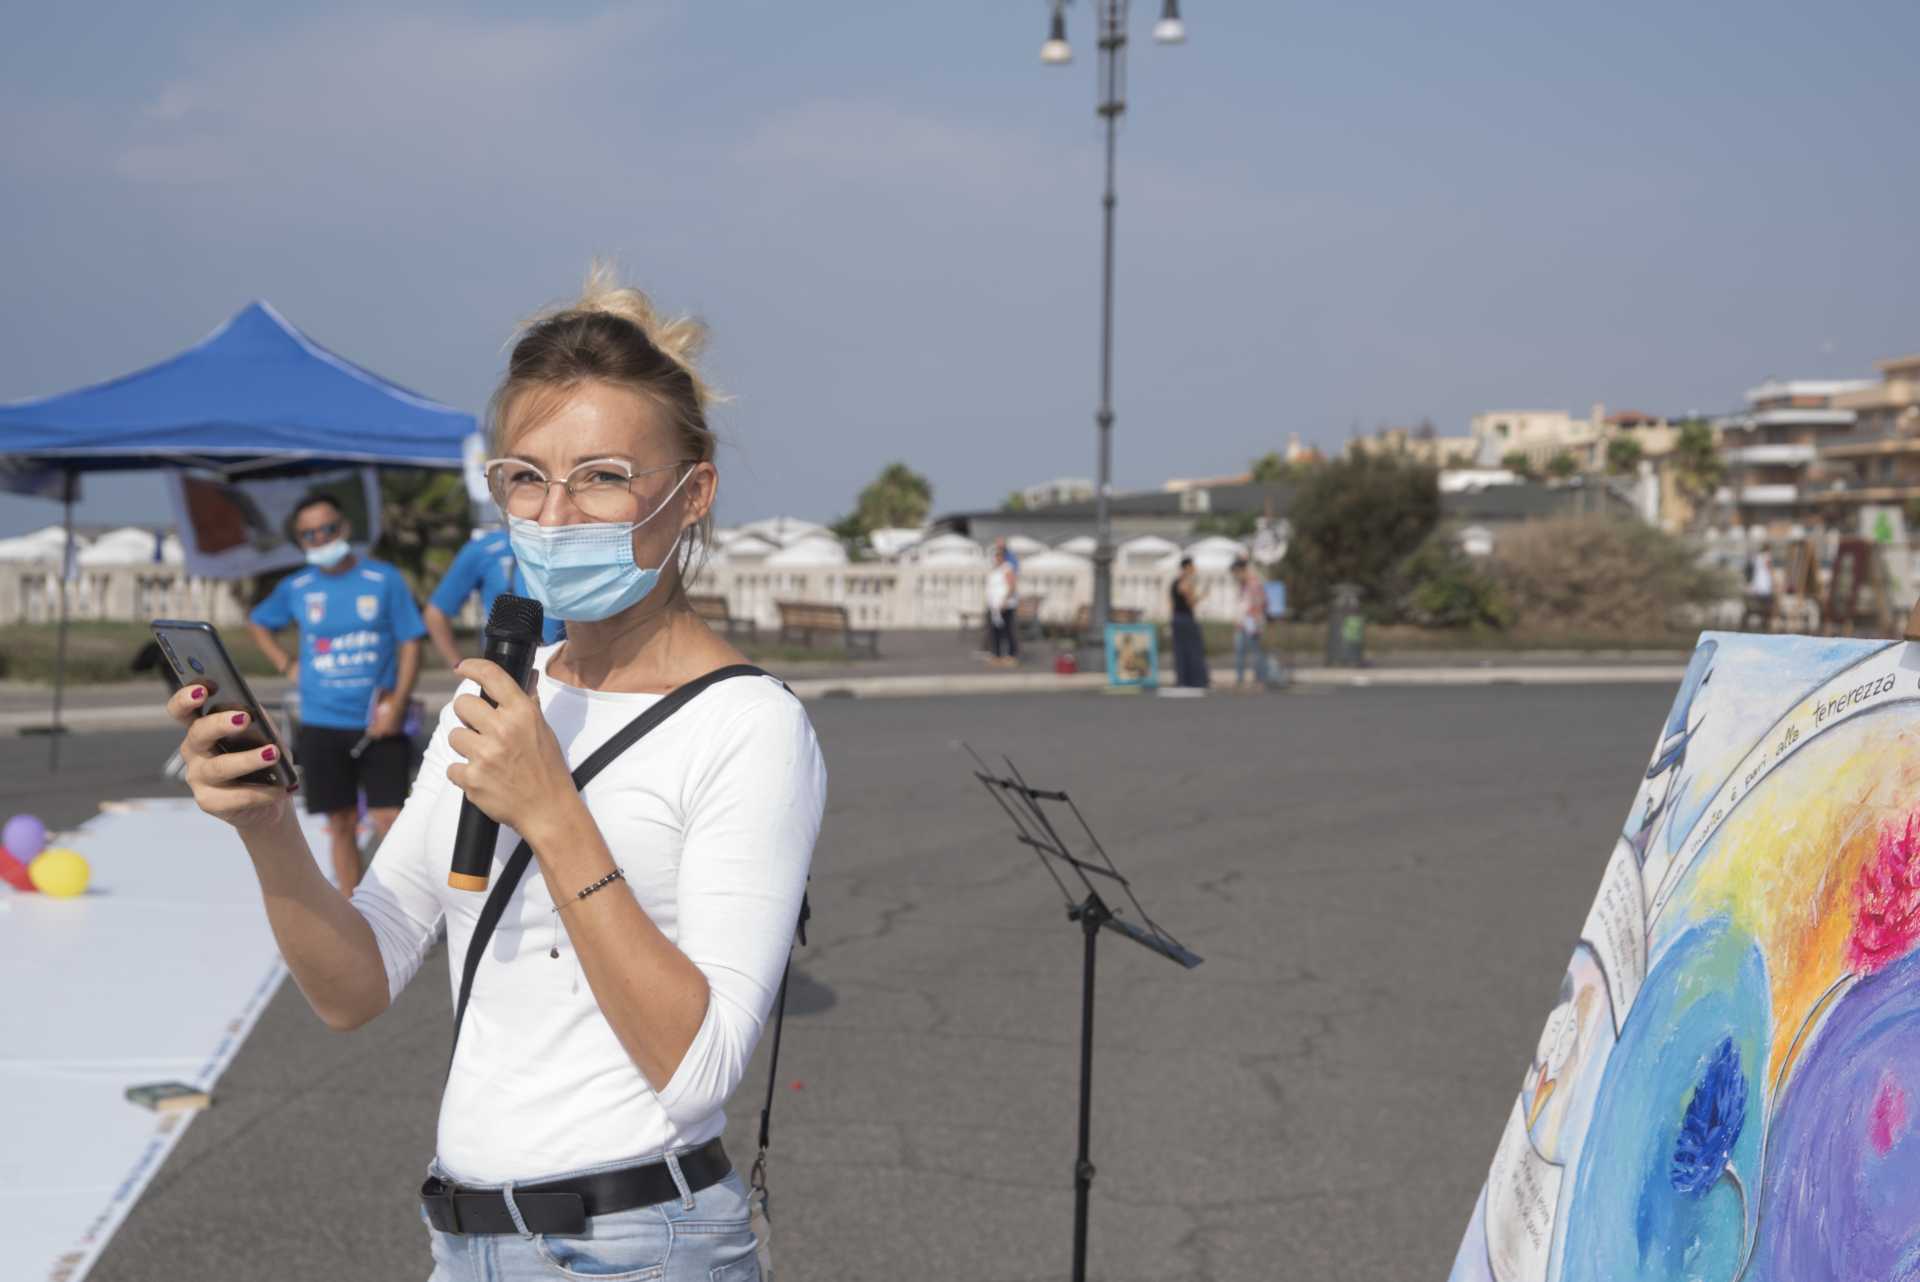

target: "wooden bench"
[1048,603,1143,639]
[687,592,758,641]
[775,600,880,658]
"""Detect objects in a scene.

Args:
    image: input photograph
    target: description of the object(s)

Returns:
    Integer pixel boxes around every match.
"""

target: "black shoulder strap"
[755,891,809,1174]
[448,663,772,1068]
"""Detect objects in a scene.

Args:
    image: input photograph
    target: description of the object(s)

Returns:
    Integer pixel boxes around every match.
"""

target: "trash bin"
[1326,583,1366,667]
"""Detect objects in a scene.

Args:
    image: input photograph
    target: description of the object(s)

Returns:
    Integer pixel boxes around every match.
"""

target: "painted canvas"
[1105,622,1158,689]
[1451,631,1920,1282]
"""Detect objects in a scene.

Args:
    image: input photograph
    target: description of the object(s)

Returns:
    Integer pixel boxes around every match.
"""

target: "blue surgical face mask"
[305,538,352,569]
[507,469,692,622]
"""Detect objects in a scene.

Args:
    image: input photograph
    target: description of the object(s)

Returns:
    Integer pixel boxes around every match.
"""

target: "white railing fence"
[1,568,252,628]
[0,563,1246,631]
[697,562,1244,630]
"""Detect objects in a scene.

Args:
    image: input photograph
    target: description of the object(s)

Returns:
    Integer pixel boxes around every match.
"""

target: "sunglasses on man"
[295,520,345,546]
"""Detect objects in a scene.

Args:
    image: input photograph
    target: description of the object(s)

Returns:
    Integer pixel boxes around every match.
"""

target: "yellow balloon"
[29,848,89,898]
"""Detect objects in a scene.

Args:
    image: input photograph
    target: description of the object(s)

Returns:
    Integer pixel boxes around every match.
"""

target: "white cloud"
[101,7,673,198]
[737,98,1091,209]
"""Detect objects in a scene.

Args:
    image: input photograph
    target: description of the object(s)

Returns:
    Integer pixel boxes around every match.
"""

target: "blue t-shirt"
[428,529,564,643]
[250,558,427,731]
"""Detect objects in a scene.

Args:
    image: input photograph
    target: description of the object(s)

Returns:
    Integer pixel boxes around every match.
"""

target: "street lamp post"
[1043,0,1185,645]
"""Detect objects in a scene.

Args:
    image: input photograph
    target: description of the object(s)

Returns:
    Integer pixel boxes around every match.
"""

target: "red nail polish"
[261,746,278,762]
[190,686,205,700]
[231,713,247,726]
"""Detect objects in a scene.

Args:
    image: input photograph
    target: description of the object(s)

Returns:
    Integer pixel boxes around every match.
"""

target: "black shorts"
[296,724,411,815]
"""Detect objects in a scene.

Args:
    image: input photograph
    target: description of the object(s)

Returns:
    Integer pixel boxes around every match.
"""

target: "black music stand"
[966,745,1203,1282]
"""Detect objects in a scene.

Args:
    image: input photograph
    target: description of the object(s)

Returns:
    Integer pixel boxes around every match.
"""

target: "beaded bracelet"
[548,867,625,959]
[570,867,626,904]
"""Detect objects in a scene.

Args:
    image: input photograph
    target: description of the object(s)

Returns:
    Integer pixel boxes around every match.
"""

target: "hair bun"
[524,261,720,409]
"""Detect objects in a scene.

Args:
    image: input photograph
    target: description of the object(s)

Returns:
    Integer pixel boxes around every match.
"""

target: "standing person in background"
[1230,557,1273,691]
[247,494,426,892]
[1746,545,1775,631]
[422,526,564,670]
[982,536,1021,655]
[985,543,1020,668]
[1169,557,1210,691]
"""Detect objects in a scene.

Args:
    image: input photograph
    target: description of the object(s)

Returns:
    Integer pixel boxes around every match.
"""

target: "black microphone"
[448,593,545,892]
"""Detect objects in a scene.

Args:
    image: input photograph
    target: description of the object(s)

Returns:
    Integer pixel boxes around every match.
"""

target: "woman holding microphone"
[166,269,825,1281]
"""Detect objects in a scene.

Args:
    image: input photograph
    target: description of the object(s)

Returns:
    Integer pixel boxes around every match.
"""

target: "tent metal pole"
[49,468,74,771]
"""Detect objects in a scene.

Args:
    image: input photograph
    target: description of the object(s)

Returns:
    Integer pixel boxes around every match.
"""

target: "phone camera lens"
[188,656,205,674]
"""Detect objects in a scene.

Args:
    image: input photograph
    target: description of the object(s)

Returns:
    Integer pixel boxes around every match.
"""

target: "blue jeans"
[423,1152,761,1281]
[1233,626,1271,685]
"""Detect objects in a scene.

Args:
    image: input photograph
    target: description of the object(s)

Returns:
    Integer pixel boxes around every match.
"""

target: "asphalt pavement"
[7,683,1677,1282]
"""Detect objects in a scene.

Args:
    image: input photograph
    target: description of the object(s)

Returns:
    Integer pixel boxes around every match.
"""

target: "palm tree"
[1671,420,1726,528]
[852,462,934,532]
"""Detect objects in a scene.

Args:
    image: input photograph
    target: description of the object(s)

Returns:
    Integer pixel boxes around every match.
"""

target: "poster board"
[1763,540,1821,634]
[165,467,381,580]
[1451,632,1920,1281]
[1825,537,1893,637]
[1103,622,1158,689]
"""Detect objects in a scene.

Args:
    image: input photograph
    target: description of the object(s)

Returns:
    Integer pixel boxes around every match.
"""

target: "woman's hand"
[169,683,292,832]
[447,660,576,839]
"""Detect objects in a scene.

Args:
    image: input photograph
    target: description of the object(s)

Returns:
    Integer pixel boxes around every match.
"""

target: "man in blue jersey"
[247,494,425,893]
[420,526,562,670]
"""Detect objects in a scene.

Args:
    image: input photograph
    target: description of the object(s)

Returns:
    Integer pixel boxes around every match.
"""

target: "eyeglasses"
[294,520,344,546]
[484,457,692,522]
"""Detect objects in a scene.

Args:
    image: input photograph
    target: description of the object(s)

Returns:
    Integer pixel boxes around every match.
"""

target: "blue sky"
[2,0,1916,536]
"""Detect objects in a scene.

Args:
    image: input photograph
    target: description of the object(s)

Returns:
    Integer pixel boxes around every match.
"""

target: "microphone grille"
[486,593,545,643]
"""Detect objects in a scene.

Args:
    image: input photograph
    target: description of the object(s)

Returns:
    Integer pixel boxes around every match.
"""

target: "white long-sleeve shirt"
[349,650,826,1182]
[985,563,1015,612]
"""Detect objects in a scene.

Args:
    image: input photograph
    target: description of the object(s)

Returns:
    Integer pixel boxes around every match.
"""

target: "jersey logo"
[304,593,327,625]
[356,594,380,622]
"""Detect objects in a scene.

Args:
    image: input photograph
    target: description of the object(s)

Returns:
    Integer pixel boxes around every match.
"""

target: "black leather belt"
[420,1138,731,1236]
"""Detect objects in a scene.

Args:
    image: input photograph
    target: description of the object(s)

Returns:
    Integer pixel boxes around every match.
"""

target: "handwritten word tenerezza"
[1813,673,1898,727]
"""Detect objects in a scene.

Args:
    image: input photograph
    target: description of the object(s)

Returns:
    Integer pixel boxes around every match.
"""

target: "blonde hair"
[489,263,722,587]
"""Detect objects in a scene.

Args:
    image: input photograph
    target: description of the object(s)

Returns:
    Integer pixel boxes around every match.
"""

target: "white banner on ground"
[1,800,338,1282]
[165,468,382,580]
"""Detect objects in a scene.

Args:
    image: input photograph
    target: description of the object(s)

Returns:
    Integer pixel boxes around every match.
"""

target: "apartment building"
[1349,424,1480,467]
[1810,355,1920,516]
[1715,379,1872,535]
[1469,408,1603,471]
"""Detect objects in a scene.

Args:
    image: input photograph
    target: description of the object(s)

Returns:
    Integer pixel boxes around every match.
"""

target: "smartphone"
[150,619,299,791]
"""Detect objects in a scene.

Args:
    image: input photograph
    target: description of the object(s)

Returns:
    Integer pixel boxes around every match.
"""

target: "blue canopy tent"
[0,301,476,767]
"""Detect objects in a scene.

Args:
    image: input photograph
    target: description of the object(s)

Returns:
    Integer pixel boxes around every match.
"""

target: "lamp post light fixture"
[1040,6,1073,63]
[1152,0,1186,43]
[1042,0,1187,647]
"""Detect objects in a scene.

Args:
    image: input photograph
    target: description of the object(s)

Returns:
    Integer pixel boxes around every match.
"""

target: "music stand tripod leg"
[1070,891,1111,1282]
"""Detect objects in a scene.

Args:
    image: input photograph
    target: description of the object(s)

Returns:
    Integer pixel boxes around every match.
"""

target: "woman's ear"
[682,461,718,526]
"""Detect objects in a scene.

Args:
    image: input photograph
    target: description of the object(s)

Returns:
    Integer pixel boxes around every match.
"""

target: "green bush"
[1397,537,1514,630]
[1280,453,1439,620]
